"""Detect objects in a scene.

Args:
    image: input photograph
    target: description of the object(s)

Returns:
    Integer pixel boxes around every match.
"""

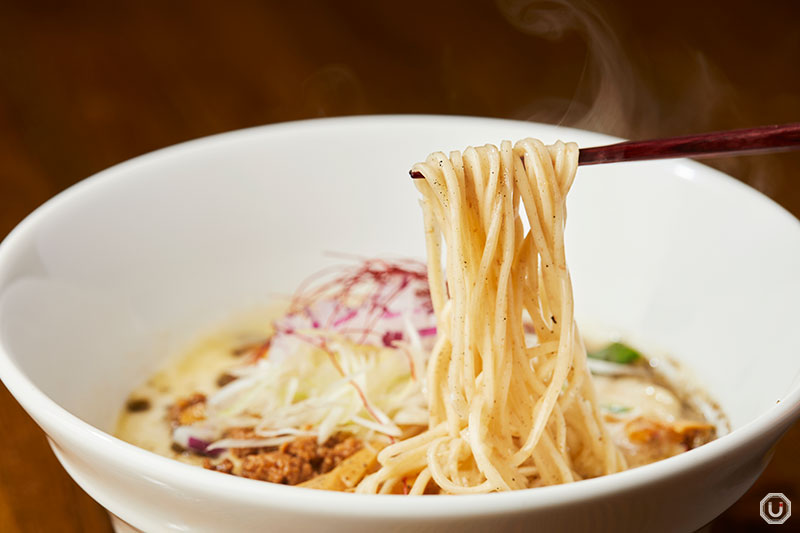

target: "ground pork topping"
[241,451,315,484]
[167,393,206,427]
[202,431,363,486]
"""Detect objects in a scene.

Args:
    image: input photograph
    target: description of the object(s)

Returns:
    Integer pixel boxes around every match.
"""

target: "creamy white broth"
[116,312,724,480]
[114,258,726,490]
[115,310,278,463]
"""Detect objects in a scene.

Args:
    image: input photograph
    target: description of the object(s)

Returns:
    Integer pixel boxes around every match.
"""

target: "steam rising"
[496,0,784,194]
[297,2,792,197]
[498,0,648,137]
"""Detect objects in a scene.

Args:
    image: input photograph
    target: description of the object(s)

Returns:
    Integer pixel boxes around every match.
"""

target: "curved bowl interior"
[0,116,799,531]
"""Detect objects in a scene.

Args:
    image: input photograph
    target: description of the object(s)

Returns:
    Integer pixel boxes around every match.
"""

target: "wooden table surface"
[0,1,798,531]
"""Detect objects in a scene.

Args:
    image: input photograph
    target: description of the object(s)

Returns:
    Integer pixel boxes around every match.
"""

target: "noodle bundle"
[357,139,626,494]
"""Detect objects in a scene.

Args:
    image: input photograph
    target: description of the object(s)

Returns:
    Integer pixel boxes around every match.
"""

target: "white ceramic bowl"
[0,116,799,533]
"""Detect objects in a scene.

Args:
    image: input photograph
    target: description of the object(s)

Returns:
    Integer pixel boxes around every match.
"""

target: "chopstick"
[409,122,800,178]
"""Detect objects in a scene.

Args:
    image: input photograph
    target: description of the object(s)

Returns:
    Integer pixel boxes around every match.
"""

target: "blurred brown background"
[0,1,798,531]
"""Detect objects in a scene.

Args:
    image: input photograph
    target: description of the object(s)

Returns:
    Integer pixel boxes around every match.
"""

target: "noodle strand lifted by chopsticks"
[357,139,626,494]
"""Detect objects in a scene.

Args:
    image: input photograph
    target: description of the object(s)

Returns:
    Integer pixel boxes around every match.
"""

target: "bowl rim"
[1,114,799,518]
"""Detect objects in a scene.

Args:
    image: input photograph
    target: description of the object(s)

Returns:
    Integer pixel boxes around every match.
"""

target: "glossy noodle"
[357,139,626,494]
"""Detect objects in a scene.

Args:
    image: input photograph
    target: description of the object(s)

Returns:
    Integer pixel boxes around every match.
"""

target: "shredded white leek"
[198,332,429,445]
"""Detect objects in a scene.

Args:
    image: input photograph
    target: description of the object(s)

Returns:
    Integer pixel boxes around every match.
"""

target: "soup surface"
[115,259,724,492]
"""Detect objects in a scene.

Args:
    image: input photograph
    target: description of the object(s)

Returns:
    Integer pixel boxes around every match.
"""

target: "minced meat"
[167,393,206,427]
[241,452,315,484]
[204,430,363,486]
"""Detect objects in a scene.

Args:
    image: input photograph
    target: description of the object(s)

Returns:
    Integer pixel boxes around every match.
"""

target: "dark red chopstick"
[578,122,800,165]
[409,122,800,178]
